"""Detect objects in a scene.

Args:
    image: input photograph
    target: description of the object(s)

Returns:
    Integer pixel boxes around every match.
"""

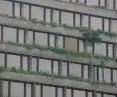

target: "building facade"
[0,0,117,97]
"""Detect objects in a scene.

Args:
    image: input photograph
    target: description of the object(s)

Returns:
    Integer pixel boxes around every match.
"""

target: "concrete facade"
[0,0,117,97]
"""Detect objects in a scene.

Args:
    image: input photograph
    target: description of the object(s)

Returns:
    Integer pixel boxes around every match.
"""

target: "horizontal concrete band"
[4,0,117,19]
[0,71,117,94]
[0,43,117,68]
[0,16,117,43]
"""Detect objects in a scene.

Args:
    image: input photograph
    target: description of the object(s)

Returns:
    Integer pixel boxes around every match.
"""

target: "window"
[0,53,5,67]
[3,81,8,97]
[26,30,33,44]
[74,90,85,97]
[53,10,59,24]
[62,12,73,25]
[82,15,89,27]
[19,29,24,43]
[111,20,117,33]
[95,43,106,56]
[69,63,81,77]
[43,86,55,97]
[15,3,20,17]
[0,1,12,16]
[31,6,43,21]
[65,37,77,51]
[49,34,55,47]
[11,82,24,97]
[87,0,98,6]
[62,61,68,76]
[32,57,37,72]
[35,32,47,46]
[23,4,29,19]
[22,56,28,70]
[46,9,51,22]
[39,59,51,72]
[7,54,20,69]
[91,17,102,30]
[26,84,31,97]
[4,27,16,42]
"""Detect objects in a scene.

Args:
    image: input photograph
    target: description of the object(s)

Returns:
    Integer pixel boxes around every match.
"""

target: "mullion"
[40,85,43,97]
[37,57,39,72]
[33,31,35,44]
[8,81,11,97]
[16,28,19,43]
[67,62,69,77]
[20,2,23,17]
[20,55,23,70]
[43,7,46,22]
[50,9,53,23]
[106,43,108,56]
[111,69,113,84]
[81,64,84,78]
[29,4,32,20]
[51,60,54,74]
[55,87,58,97]
[59,10,62,25]
[1,26,3,41]
[12,1,15,16]
[73,13,76,26]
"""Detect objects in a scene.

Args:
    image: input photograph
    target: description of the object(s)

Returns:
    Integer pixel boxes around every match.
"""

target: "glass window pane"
[79,40,84,52]
[100,0,105,7]
[53,10,59,24]
[91,17,102,30]
[0,1,12,16]
[87,0,98,6]
[7,54,20,69]
[53,61,58,74]
[95,43,106,56]
[82,16,89,27]
[23,4,29,19]
[39,59,51,72]
[113,70,117,83]
[19,29,24,43]
[75,14,80,26]
[108,44,113,57]
[62,12,73,25]
[69,63,81,77]
[32,57,37,72]
[32,6,43,21]
[36,85,41,97]
[49,34,55,47]
[11,82,24,97]
[22,56,28,70]
[74,90,85,97]
[104,68,111,83]
[35,32,47,46]
[62,62,67,76]
[3,81,8,97]
[57,36,63,48]
[27,30,33,44]
[108,0,114,10]
[104,19,109,32]
[111,20,117,33]
[65,37,77,51]
[15,3,20,17]
[43,86,55,97]
[0,53,5,67]
[26,84,31,97]
[46,9,51,23]
[4,27,16,42]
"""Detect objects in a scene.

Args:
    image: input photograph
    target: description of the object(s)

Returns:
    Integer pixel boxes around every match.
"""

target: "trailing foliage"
[0,41,117,62]
[0,13,117,38]
[0,66,116,86]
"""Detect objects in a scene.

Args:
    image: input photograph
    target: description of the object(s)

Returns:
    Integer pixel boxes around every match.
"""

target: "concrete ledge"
[0,16,117,43]
[5,0,117,19]
[0,43,117,68]
[0,71,117,94]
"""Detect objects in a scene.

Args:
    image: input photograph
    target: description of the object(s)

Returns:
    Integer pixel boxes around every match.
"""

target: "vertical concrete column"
[28,55,32,71]
[55,34,58,48]
[58,60,63,75]
[63,87,67,97]
[84,40,88,53]
[31,83,36,97]
[0,80,3,97]
[24,29,28,43]
[113,44,117,57]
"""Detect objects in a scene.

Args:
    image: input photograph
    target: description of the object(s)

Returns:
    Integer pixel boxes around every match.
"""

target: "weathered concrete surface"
[0,71,117,94]
[0,16,117,43]
[0,43,117,68]
[4,0,117,19]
